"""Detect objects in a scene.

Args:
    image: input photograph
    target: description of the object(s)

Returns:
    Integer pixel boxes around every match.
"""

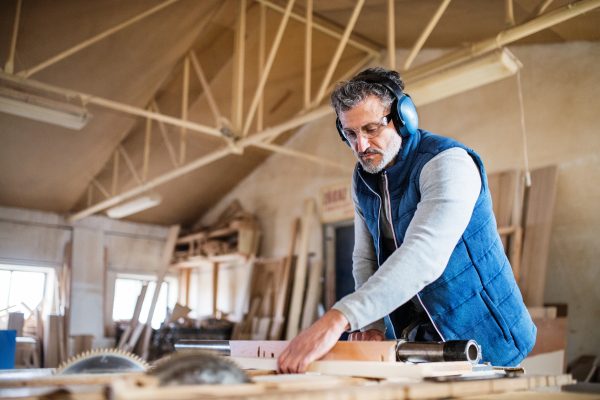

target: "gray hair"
[330,67,405,115]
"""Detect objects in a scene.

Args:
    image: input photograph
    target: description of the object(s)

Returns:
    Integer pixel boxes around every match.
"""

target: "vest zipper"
[383,171,398,248]
[383,170,446,342]
[357,172,382,264]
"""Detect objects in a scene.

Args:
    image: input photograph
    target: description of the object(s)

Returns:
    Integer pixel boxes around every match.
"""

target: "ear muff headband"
[336,74,419,145]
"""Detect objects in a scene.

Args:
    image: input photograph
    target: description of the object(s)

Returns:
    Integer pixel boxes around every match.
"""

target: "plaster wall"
[200,42,600,363]
[0,205,170,338]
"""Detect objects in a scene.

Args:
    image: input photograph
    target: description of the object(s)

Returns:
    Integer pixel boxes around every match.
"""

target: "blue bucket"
[0,330,17,369]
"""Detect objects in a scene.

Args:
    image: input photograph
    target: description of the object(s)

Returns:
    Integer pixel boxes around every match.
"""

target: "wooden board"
[230,356,472,378]
[519,165,559,307]
[286,198,315,340]
[529,317,568,357]
[140,225,180,359]
[7,312,24,336]
[300,259,324,330]
[230,340,397,362]
[270,218,299,340]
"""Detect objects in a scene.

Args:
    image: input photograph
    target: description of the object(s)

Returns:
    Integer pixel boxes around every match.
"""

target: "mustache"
[356,148,383,157]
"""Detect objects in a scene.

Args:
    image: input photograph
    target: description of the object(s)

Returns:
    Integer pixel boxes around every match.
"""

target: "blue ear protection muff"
[336,74,419,146]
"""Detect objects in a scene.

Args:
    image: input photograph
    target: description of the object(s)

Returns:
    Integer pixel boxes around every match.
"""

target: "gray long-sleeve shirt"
[332,148,482,333]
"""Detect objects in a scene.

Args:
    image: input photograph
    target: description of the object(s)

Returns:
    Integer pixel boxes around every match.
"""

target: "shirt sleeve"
[332,148,482,331]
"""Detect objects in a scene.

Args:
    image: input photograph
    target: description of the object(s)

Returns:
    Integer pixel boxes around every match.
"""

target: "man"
[278,67,536,374]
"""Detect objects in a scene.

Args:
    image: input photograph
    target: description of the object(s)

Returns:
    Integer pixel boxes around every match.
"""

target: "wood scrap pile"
[173,200,260,264]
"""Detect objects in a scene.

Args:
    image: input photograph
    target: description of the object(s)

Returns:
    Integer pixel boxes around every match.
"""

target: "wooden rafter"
[242,0,296,137]
[67,105,334,222]
[402,0,452,71]
[255,0,379,56]
[313,0,366,106]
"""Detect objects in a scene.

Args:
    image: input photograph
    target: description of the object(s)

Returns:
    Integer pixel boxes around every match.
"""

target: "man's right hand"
[348,329,386,341]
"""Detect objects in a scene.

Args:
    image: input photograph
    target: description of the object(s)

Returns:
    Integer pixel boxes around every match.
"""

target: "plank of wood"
[229,356,472,378]
[212,262,219,316]
[140,225,180,360]
[286,198,315,340]
[230,340,397,362]
[118,283,148,349]
[300,259,324,330]
[124,323,146,353]
[269,219,300,340]
[527,306,557,319]
[0,372,146,388]
[43,314,60,368]
[8,312,24,336]
[168,303,192,323]
[519,165,559,306]
[72,334,94,357]
[528,317,568,357]
[251,317,272,341]
[488,170,518,250]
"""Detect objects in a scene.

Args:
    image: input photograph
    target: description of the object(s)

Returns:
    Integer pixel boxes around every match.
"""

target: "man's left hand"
[277,309,349,374]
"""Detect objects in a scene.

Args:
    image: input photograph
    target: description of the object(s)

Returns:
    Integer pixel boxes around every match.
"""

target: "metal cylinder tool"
[175,340,231,355]
[395,339,482,365]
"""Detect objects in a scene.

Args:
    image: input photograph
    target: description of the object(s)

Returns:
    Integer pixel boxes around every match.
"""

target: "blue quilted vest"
[354,130,536,366]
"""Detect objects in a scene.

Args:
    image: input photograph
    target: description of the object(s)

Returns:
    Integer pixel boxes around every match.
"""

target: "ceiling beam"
[387,0,395,70]
[242,0,296,137]
[152,101,179,168]
[16,0,179,78]
[254,0,379,57]
[67,105,333,222]
[402,0,452,71]
[304,0,313,109]
[314,0,366,106]
[402,0,600,80]
[189,50,223,128]
[251,142,353,172]
[505,0,516,27]
[524,0,555,22]
[4,0,22,74]
[257,3,267,132]
[232,0,247,134]
[118,145,143,186]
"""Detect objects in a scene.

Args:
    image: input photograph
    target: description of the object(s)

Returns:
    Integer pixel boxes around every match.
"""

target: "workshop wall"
[0,205,170,340]
[200,42,600,364]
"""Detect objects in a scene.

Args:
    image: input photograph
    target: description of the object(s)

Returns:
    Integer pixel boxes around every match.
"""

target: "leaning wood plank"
[286,198,315,340]
[519,165,559,307]
[140,225,180,360]
[230,340,397,362]
[229,357,472,378]
[270,219,299,340]
[300,259,324,330]
[118,283,148,349]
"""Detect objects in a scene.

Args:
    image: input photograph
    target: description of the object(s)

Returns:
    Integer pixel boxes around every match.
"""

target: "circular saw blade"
[150,350,250,386]
[54,348,149,375]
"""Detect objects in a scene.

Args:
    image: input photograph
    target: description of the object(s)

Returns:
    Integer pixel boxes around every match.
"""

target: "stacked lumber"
[173,200,260,265]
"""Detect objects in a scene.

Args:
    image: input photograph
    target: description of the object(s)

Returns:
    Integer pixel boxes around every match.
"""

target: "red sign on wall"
[319,181,354,223]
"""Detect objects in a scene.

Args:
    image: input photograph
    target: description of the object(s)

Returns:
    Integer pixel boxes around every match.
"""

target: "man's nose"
[356,134,370,153]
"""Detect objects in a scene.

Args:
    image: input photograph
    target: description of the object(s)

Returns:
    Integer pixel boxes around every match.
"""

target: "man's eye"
[365,128,378,134]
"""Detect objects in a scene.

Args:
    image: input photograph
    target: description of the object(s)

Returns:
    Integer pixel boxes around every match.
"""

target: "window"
[0,264,55,323]
[112,275,177,330]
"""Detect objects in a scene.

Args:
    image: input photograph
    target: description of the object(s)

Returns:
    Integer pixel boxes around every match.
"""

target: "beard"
[354,133,402,174]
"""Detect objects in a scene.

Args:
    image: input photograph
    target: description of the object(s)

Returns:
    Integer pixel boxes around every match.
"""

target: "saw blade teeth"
[53,347,149,375]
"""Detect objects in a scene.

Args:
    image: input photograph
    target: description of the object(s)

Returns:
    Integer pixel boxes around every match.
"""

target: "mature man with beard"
[277,67,536,373]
